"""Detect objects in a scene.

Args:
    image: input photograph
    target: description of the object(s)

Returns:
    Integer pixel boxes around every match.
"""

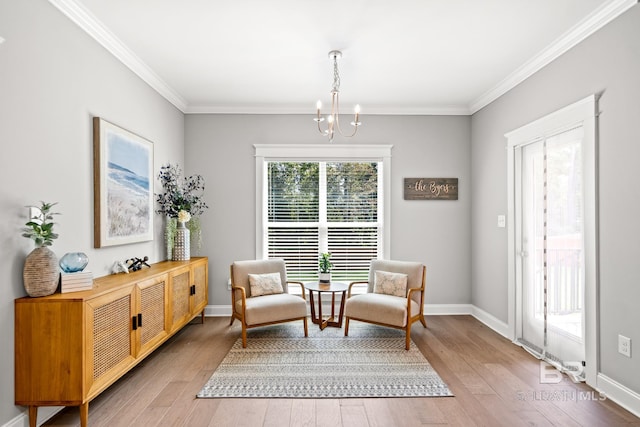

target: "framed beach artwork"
[93,117,154,248]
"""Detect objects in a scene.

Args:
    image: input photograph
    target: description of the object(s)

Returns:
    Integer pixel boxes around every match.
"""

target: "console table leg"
[28,406,37,427]
[80,402,89,427]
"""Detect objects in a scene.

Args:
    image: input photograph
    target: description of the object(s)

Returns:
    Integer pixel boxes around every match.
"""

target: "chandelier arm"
[332,93,360,138]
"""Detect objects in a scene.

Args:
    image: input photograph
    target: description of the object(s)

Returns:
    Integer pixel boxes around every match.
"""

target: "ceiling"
[51,0,634,115]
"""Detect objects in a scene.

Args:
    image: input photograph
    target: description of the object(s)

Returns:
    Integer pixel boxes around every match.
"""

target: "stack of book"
[60,270,94,293]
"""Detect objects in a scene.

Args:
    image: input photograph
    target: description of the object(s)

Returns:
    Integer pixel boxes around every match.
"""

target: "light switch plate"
[28,207,40,221]
[497,215,506,228]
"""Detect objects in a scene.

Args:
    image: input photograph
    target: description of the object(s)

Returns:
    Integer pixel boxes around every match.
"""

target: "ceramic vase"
[23,246,60,297]
[319,272,331,283]
[172,221,190,261]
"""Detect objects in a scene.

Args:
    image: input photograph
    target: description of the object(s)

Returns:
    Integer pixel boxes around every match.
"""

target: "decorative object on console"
[314,50,362,142]
[60,252,93,293]
[60,270,93,293]
[126,256,150,271]
[111,260,129,274]
[93,117,154,248]
[173,210,191,260]
[21,201,61,297]
[318,252,333,283]
[156,163,208,259]
[59,252,89,273]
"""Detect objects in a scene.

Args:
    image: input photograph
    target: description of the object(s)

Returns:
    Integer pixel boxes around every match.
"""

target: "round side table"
[305,281,348,330]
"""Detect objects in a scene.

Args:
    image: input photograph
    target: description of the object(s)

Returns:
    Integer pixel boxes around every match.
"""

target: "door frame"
[505,94,599,386]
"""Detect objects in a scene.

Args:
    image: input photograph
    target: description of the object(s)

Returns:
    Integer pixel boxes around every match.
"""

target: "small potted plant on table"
[318,252,333,283]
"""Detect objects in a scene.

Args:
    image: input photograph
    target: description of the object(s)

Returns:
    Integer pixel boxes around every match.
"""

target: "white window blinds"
[267,161,382,282]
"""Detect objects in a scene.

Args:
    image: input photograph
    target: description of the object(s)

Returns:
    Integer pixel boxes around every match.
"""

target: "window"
[255,144,392,282]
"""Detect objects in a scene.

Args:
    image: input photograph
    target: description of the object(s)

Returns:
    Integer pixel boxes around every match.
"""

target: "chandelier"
[314,50,361,142]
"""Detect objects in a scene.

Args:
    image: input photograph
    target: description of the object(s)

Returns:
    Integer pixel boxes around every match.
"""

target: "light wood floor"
[43,315,640,427]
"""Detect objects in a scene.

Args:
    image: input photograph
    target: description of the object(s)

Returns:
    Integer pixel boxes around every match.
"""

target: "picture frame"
[93,117,154,248]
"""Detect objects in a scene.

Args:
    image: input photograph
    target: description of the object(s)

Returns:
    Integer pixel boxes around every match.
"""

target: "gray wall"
[471,5,640,394]
[3,0,638,424]
[0,1,184,424]
[185,114,472,310]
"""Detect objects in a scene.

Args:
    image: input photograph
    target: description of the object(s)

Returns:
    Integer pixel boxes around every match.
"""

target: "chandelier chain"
[332,54,341,93]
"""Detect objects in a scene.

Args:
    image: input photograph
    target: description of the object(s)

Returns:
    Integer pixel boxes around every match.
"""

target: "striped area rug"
[197,323,453,398]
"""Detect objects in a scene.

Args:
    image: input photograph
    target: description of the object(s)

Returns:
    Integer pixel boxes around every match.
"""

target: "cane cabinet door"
[169,265,192,332]
[135,274,170,358]
[190,258,208,315]
[85,285,136,398]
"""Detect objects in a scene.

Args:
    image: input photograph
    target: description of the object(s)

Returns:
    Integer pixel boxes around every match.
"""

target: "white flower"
[178,210,191,223]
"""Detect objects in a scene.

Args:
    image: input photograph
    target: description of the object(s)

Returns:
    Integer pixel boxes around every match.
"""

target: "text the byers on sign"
[404,178,458,200]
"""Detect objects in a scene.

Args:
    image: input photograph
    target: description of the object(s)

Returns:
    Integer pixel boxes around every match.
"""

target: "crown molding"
[184,104,471,115]
[46,0,471,116]
[50,0,636,117]
[48,0,188,112]
[469,0,638,114]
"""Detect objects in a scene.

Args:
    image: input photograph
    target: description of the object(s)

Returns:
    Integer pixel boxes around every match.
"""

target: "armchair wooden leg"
[405,325,411,350]
[420,315,427,328]
[241,325,247,348]
[229,315,235,326]
[344,318,350,336]
[303,317,308,337]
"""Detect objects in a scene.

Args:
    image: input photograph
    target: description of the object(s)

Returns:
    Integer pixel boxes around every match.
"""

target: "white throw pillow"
[373,270,408,297]
[248,272,284,297]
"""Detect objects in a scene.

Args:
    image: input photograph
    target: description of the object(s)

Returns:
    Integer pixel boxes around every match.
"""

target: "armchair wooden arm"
[406,286,423,318]
[230,285,247,318]
[347,281,368,298]
[287,281,306,300]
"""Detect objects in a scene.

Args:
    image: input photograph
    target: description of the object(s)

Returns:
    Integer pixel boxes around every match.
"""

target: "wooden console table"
[14,257,208,427]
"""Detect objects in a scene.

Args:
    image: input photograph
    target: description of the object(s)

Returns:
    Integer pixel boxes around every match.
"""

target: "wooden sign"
[404,178,458,200]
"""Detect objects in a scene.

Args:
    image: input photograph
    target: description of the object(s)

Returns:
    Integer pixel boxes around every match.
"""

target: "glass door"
[517,126,585,377]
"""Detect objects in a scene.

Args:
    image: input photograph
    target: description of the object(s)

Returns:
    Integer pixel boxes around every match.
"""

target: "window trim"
[255,144,393,260]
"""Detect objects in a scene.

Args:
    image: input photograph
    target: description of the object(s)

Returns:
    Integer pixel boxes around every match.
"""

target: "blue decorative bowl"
[59,252,89,273]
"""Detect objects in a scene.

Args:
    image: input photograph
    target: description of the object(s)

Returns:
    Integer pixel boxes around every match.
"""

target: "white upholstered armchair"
[229,259,308,347]
[344,259,426,350]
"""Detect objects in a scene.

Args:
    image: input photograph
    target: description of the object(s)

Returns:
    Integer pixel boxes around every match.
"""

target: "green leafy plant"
[319,252,333,273]
[22,201,60,247]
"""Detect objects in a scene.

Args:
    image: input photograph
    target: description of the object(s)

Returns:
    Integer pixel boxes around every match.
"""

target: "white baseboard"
[597,373,640,418]
[470,305,512,339]
[206,305,231,317]
[422,303,511,339]
[4,406,62,427]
